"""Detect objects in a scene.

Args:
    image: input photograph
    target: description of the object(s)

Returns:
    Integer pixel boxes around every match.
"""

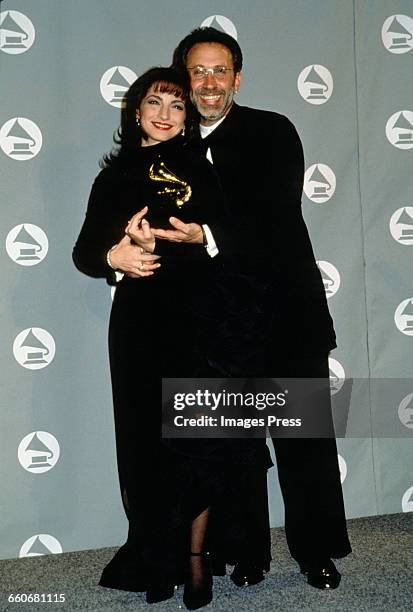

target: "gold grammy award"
[149,160,192,208]
[144,158,193,228]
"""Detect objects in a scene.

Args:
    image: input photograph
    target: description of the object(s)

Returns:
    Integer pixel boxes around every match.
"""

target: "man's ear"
[234,71,242,93]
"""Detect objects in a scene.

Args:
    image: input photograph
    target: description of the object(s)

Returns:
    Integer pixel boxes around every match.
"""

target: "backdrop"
[1,0,412,560]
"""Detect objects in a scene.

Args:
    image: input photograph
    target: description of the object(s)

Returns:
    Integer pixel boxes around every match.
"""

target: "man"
[154,27,351,589]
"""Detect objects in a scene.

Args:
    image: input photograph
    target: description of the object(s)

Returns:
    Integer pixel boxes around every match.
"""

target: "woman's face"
[137,84,186,146]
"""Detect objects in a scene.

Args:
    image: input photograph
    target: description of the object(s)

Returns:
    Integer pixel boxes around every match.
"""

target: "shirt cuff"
[202,224,219,258]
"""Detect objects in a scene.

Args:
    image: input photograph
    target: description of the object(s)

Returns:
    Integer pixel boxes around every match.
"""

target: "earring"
[181,126,185,137]
[136,115,140,126]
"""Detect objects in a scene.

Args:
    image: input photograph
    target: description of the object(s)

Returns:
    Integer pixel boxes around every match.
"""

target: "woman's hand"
[108,235,161,278]
[125,206,156,253]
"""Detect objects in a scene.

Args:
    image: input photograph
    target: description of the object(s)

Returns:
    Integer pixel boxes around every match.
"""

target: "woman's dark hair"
[172,27,243,74]
[101,66,198,167]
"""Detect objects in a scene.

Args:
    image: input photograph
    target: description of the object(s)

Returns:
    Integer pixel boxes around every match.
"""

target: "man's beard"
[190,87,235,123]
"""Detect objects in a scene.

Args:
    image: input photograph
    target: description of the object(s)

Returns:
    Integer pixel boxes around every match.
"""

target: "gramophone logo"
[382,15,413,54]
[100,66,137,108]
[394,298,413,336]
[389,207,413,245]
[338,454,347,484]
[13,328,56,370]
[385,111,413,150]
[402,486,413,512]
[20,534,62,557]
[297,65,333,105]
[0,117,42,160]
[18,431,60,474]
[6,224,48,266]
[316,261,341,299]
[328,358,345,396]
[0,10,35,55]
[200,15,237,39]
[303,164,336,203]
[398,393,413,429]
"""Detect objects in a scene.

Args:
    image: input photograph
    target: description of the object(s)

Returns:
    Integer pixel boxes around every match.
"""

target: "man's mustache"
[195,89,225,96]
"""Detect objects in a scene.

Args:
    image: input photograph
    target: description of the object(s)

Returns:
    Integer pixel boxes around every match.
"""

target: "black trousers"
[266,354,351,562]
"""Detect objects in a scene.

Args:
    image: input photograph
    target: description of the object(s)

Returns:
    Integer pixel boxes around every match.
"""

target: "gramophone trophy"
[144,158,192,228]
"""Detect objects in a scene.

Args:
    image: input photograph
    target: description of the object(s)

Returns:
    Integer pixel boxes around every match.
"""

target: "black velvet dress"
[73,136,272,590]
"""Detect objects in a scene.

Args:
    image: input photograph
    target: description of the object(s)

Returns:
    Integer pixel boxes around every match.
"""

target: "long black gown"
[73,135,272,590]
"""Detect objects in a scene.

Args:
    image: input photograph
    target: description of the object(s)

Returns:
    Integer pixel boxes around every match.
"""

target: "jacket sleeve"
[206,115,307,263]
[72,169,122,284]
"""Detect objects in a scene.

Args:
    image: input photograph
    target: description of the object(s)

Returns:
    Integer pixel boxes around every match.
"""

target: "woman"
[73,67,271,609]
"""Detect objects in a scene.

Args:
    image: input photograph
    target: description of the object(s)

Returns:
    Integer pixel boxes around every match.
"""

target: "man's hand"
[152,217,203,244]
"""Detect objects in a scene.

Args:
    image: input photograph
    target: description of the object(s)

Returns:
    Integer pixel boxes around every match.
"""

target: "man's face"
[186,42,241,126]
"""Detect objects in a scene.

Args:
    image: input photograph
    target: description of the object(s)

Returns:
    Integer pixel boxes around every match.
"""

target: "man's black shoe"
[230,563,265,587]
[299,559,341,589]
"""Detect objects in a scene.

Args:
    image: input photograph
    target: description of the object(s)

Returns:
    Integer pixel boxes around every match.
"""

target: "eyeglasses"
[187,66,234,81]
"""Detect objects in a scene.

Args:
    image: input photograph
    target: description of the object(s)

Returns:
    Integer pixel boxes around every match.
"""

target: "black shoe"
[146,584,176,604]
[299,559,341,590]
[183,552,213,610]
[230,562,265,587]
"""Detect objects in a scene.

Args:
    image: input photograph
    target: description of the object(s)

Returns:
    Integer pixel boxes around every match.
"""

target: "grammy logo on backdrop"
[19,328,50,366]
[18,431,60,474]
[0,11,28,49]
[297,65,333,105]
[25,432,55,469]
[0,10,35,55]
[13,327,56,369]
[389,207,413,245]
[6,223,49,266]
[304,66,329,100]
[382,15,413,54]
[386,111,413,150]
[394,298,413,336]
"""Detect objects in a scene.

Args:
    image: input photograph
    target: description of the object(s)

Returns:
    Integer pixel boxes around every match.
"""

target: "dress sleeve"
[72,169,121,284]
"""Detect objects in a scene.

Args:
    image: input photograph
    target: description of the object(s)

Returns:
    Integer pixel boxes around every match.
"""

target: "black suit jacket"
[197,103,336,357]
